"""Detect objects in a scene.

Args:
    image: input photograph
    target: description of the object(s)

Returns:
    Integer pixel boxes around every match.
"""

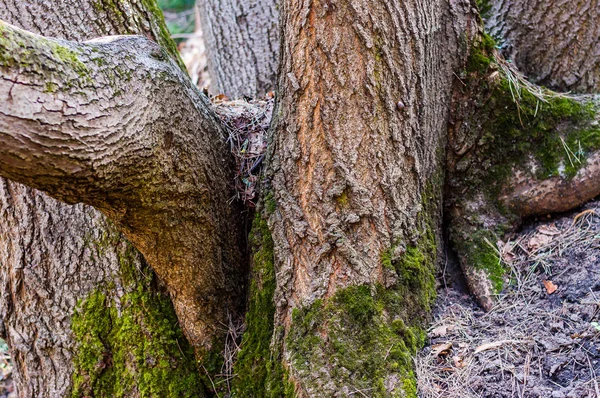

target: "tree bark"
[254,0,478,395]
[445,25,600,310]
[0,0,236,396]
[485,0,600,93]
[197,0,279,98]
[0,21,246,353]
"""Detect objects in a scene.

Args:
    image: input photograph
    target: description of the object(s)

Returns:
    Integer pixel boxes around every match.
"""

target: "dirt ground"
[418,201,600,398]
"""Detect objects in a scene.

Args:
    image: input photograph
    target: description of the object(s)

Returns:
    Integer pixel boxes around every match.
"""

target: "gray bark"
[486,0,600,93]
[197,0,279,98]
[0,1,238,396]
[0,17,244,354]
[0,184,141,397]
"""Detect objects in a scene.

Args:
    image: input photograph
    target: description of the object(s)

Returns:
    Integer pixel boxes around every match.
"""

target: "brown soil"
[418,201,600,398]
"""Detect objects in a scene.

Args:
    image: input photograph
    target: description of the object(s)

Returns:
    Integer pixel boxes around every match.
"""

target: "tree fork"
[0,0,216,396]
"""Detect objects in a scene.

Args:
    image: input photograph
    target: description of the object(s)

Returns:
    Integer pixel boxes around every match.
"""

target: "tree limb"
[0,20,246,354]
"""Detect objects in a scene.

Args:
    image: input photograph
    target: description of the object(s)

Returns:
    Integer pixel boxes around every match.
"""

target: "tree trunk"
[197,0,279,98]
[2,0,600,397]
[232,0,479,395]
[485,0,600,93]
[445,2,600,310]
[0,1,231,396]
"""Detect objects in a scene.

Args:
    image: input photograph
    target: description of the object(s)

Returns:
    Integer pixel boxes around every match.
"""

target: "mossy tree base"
[71,233,205,398]
[447,31,600,309]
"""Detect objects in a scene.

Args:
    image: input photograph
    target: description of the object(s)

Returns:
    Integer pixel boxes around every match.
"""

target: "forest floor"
[418,200,600,398]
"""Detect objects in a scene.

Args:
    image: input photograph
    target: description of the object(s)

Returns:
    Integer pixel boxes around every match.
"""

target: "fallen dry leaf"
[528,233,553,251]
[453,355,466,368]
[543,280,558,294]
[474,340,516,354]
[432,342,453,357]
[429,324,454,338]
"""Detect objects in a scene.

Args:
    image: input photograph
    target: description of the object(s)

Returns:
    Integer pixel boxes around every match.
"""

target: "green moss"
[284,179,441,396]
[44,81,58,93]
[0,20,92,87]
[51,44,89,76]
[476,0,493,20]
[264,191,277,215]
[287,285,427,397]
[466,33,496,74]
[140,0,187,72]
[231,212,294,397]
[380,245,396,271]
[458,230,505,293]
[460,33,600,193]
[71,241,204,397]
[335,190,349,207]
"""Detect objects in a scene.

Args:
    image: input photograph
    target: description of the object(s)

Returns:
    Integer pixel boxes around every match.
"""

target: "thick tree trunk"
[0,1,235,396]
[197,0,279,98]
[446,2,600,310]
[485,0,600,93]
[231,0,479,396]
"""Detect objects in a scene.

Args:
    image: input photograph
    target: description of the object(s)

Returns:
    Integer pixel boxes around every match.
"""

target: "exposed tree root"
[447,33,600,310]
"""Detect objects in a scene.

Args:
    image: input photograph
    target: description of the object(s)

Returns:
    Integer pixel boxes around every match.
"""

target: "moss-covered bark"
[232,210,295,397]
[275,180,441,397]
[71,231,205,398]
[447,31,600,308]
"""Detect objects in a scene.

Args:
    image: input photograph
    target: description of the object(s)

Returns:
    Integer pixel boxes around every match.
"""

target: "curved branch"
[0,20,245,354]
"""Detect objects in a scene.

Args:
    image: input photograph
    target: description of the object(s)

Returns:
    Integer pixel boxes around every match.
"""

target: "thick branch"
[0,20,245,353]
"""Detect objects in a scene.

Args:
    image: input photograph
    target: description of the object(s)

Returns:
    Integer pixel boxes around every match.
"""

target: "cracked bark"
[445,0,600,310]
[265,0,478,394]
[0,1,242,396]
[486,0,600,93]
[0,19,244,356]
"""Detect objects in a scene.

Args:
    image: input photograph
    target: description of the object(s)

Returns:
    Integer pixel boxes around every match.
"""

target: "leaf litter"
[418,201,600,398]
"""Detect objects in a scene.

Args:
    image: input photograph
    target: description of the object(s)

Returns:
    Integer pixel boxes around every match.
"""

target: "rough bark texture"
[0,19,245,355]
[445,31,600,311]
[0,185,131,397]
[485,0,600,93]
[0,1,230,396]
[197,0,279,98]
[260,0,478,395]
